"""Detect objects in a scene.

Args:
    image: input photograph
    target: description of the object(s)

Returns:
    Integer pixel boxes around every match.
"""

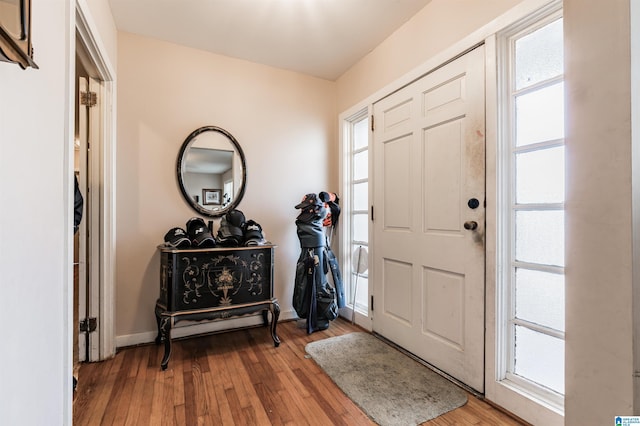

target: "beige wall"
[113,0,530,345]
[115,32,337,340]
[0,1,72,422]
[336,0,524,112]
[0,0,117,424]
[564,0,635,423]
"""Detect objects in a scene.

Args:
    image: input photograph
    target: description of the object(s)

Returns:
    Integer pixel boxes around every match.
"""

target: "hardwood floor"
[73,318,526,425]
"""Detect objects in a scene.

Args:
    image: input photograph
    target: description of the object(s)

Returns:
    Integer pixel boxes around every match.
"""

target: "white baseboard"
[116,309,298,348]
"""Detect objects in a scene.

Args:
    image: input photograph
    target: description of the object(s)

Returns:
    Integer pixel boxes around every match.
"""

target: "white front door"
[372,46,486,392]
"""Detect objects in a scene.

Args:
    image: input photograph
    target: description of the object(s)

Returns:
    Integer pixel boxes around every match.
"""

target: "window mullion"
[513,138,564,154]
[512,318,565,339]
[353,146,368,155]
[512,74,564,97]
[513,202,564,211]
[512,260,564,275]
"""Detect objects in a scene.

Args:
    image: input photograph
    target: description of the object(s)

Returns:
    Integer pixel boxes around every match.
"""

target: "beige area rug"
[305,332,467,426]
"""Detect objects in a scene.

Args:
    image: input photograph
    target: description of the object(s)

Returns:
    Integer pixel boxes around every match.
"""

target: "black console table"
[155,244,280,370]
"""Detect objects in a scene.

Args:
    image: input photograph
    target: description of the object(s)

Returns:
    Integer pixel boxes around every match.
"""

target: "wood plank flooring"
[74,318,527,425]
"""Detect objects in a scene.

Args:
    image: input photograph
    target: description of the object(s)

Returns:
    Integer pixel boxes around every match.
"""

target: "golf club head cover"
[295,193,327,224]
[319,191,341,227]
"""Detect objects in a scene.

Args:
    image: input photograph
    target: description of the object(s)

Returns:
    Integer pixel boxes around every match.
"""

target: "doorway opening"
[72,3,117,397]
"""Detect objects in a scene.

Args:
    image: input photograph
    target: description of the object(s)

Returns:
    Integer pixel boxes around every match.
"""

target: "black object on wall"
[0,0,38,69]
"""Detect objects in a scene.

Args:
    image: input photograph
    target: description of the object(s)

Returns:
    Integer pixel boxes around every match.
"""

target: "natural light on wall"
[499,10,565,403]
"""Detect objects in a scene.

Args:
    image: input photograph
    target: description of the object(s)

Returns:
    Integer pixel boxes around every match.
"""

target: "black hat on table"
[186,217,216,248]
[216,210,245,247]
[164,227,191,249]
[244,220,265,246]
[226,209,246,228]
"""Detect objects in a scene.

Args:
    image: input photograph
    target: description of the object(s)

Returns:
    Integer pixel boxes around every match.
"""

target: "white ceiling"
[108,0,431,81]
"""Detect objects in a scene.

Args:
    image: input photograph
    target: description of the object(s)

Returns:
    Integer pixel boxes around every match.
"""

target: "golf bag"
[292,193,341,333]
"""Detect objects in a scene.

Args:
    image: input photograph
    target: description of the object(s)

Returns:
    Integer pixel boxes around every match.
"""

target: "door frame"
[75,0,116,361]
[338,0,560,423]
[338,107,374,330]
[76,75,89,362]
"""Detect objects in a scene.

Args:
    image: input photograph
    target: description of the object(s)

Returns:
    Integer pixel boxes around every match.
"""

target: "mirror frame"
[0,0,38,69]
[176,126,247,218]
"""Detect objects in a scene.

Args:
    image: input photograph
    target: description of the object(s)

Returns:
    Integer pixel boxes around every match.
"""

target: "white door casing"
[77,76,89,362]
[87,76,102,361]
[75,2,117,360]
[372,46,486,392]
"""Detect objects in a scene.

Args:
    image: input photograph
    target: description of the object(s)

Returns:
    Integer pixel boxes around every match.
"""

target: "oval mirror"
[177,126,247,218]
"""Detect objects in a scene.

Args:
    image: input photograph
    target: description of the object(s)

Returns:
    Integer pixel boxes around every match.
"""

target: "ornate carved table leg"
[271,300,281,347]
[160,316,172,370]
[154,303,164,345]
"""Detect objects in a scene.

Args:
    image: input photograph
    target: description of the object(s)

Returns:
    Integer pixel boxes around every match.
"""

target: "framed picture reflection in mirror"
[203,189,221,206]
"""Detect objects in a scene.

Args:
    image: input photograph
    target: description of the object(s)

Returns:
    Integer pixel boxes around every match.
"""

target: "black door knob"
[464,221,478,231]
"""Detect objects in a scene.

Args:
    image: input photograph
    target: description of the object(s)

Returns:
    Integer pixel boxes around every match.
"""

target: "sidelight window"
[343,110,370,317]
[498,10,565,404]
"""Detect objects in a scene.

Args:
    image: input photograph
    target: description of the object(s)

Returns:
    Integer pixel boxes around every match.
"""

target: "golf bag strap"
[305,253,317,334]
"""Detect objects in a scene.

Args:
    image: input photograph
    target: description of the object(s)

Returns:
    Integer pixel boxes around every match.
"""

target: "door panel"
[383,258,413,324]
[423,267,464,347]
[383,135,412,229]
[372,46,486,392]
[424,121,463,232]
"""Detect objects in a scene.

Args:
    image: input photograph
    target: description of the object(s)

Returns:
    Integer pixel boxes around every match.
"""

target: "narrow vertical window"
[499,11,565,402]
[345,111,369,316]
